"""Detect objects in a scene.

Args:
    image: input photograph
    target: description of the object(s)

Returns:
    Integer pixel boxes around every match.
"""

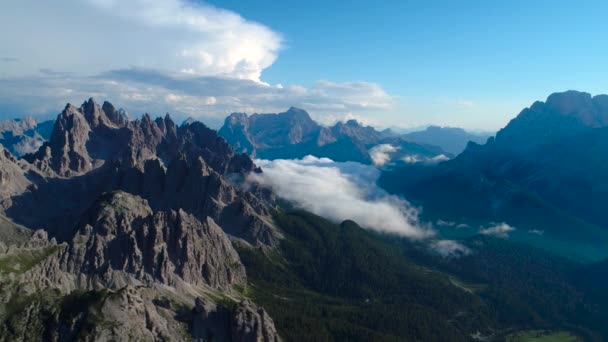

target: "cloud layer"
[1,0,280,81]
[247,156,433,239]
[0,0,395,124]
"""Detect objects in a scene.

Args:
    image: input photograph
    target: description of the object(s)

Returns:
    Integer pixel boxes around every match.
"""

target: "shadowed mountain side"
[3,99,279,247]
[379,91,608,260]
[218,107,446,164]
[402,125,491,155]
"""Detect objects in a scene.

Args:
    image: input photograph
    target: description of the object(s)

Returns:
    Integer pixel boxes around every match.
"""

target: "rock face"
[218,107,450,165]
[190,297,281,342]
[0,99,282,341]
[330,119,384,145]
[231,300,280,342]
[0,146,31,203]
[8,98,278,246]
[218,107,383,163]
[63,191,246,289]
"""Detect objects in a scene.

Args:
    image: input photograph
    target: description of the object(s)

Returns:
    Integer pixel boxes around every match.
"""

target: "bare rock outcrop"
[231,300,281,342]
[62,191,246,289]
[190,297,281,342]
[11,99,280,246]
[0,146,32,208]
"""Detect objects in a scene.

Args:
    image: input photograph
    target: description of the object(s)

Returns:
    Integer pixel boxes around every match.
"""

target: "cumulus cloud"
[479,223,515,238]
[0,70,394,127]
[430,240,471,257]
[247,156,433,239]
[0,1,395,124]
[1,0,281,81]
[369,144,399,166]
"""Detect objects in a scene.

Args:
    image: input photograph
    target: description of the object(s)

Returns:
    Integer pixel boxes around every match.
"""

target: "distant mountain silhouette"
[0,117,54,156]
[218,107,449,164]
[402,126,491,155]
[380,90,608,256]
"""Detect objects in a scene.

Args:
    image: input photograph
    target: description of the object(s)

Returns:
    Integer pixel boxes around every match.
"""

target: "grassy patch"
[0,245,59,275]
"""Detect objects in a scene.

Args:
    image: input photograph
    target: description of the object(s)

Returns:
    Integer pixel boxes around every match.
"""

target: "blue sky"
[1,0,607,130]
[206,0,608,129]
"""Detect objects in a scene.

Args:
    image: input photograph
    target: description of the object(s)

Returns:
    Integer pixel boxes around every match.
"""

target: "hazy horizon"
[2,1,607,131]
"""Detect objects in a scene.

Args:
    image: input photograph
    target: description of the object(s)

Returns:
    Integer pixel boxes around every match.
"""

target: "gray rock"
[231,300,281,342]
[63,191,246,289]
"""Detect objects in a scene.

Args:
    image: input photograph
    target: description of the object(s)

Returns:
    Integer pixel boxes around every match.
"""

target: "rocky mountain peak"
[47,102,93,176]
[284,106,314,122]
[330,118,383,145]
[226,112,250,125]
[345,119,361,126]
[493,90,608,149]
[102,100,129,127]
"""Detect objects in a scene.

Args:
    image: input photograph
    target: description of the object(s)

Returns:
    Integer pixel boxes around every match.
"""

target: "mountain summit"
[218,107,448,164]
[380,90,608,258]
[0,98,285,341]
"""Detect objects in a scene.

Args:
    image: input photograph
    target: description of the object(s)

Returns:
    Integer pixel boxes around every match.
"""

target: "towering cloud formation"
[2,0,281,81]
[0,0,395,124]
[248,156,433,239]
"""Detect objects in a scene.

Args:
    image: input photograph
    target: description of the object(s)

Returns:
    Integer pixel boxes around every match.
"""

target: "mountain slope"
[218,107,446,164]
[238,210,608,341]
[7,99,278,246]
[379,90,608,260]
[0,99,283,341]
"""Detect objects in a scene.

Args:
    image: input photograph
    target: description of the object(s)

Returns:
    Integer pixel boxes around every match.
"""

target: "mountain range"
[218,107,451,165]
[0,94,608,340]
[380,90,608,260]
[0,99,282,341]
[401,125,491,155]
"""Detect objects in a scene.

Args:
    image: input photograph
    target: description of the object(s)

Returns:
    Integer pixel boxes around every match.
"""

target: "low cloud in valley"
[247,156,433,239]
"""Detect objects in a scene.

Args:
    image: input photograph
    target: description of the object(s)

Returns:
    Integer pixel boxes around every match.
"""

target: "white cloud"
[430,240,471,257]
[0,0,281,81]
[247,156,433,239]
[528,229,544,236]
[479,222,515,238]
[0,70,394,127]
[402,155,421,163]
[369,144,399,166]
[308,80,394,110]
[0,1,396,125]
